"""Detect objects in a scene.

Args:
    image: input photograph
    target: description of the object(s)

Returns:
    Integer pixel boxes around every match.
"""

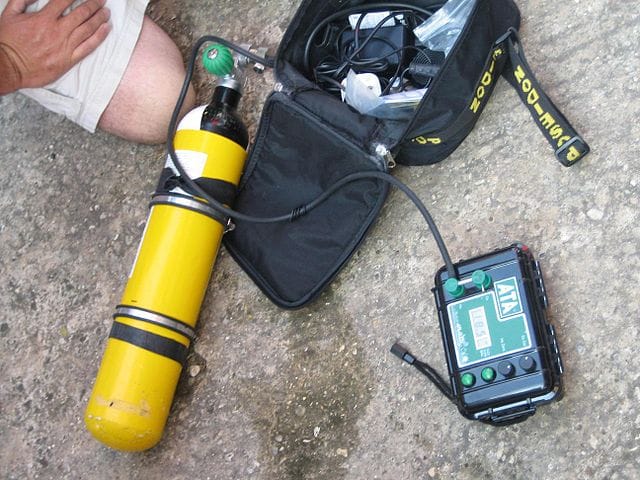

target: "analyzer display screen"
[447,277,532,367]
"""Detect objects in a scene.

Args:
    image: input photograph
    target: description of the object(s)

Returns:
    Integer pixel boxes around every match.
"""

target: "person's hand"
[0,0,111,94]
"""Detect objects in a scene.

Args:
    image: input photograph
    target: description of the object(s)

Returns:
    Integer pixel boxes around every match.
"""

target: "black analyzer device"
[392,243,563,425]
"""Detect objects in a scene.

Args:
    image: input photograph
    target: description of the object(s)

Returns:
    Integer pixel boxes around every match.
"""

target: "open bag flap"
[223,92,389,309]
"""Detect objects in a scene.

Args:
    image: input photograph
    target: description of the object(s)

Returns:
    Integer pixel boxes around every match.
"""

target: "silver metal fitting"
[237,44,268,74]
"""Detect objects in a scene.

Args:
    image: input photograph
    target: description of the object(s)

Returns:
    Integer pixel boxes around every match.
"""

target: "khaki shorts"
[0,0,149,132]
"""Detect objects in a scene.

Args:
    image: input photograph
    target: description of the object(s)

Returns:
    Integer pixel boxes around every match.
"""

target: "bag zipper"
[259,90,389,172]
[276,78,394,170]
[374,144,397,169]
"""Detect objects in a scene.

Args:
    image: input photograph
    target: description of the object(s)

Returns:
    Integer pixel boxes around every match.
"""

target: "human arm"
[0,0,111,95]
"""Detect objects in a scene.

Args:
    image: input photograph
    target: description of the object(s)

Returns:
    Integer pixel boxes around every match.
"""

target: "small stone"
[294,405,306,416]
[586,208,604,221]
[495,443,504,460]
[428,467,437,478]
[336,448,348,458]
[189,365,201,377]
[275,435,283,443]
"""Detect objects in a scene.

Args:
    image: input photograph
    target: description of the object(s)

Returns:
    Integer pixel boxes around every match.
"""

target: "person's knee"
[98,17,196,144]
[137,81,196,145]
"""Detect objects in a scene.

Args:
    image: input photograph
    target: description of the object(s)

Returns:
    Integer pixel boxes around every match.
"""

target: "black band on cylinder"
[195,178,237,206]
[109,321,188,365]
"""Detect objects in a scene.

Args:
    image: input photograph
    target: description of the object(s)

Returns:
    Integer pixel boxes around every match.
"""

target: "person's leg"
[97,16,196,144]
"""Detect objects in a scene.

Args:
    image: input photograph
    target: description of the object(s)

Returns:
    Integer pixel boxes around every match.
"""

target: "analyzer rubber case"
[433,243,563,425]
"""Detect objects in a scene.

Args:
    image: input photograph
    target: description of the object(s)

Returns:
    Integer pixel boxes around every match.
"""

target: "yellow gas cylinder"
[85,72,248,451]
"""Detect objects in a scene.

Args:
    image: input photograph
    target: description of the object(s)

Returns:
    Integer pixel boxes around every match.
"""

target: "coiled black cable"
[306,6,438,95]
[302,3,441,73]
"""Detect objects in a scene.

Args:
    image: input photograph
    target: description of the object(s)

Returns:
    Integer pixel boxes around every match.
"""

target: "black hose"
[166,35,456,278]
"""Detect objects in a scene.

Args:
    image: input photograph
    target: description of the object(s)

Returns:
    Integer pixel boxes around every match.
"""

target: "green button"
[481,367,496,382]
[445,278,465,298]
[472,270,492,289]
[460,373,475,387]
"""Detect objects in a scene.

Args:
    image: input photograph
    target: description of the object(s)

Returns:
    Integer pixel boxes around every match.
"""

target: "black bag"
[224,0,589,308]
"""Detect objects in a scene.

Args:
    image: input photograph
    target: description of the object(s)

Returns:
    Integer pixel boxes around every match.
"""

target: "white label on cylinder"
[165,150,207,179]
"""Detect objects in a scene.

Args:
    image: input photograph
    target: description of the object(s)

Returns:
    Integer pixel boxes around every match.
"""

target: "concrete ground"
[1,0,639,478]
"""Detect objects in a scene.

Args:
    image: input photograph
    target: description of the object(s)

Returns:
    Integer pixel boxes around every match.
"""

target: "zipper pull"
[375,144,396,169]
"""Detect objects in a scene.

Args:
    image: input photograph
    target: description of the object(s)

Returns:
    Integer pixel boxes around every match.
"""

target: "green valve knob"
[444,278,465,298]
[472,270,492,289]
[203,44,234,76]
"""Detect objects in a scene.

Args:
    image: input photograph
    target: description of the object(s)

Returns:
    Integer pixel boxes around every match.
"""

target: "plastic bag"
[414,0,476,56]
[343,70,427,120]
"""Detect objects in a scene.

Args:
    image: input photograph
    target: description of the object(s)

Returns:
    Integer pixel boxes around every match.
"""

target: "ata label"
[494,277,523,318]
